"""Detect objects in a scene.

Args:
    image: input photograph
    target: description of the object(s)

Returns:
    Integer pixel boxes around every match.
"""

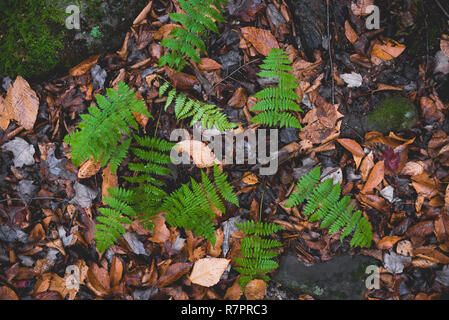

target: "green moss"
[366,96,419,133]
[0,0,66,78]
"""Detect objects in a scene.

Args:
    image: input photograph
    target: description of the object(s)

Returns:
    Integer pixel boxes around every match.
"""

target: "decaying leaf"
[69,54,101,77]
[244,279,267,300]
[5,76,39,130]
[173,140,221,168]
[361,161,384,194]
[241,27,279,56]
[189,258,230,287]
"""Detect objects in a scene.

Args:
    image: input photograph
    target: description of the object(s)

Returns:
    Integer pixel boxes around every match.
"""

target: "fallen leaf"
[148,214,170,244]
[377,236,402,250]
[244,279,267,300]
[241,27,279,56]
[101,164,118,204]
[396,240,413,257]
[228,88,247,108]
[224,277,243,300]
[360,151,374,181]
[199,58,222,70]
[109,256,123,287]
[345,21,358,44]
[0,97,10,130]
[414,248,449,264]
[158,262,192,287]
[69,54,101,77]
[371,38,406,61]
[0,286,19,300]
[189,258,230,287]
[242,171,259,185]
[86,263,110,297]
[337,138,365,168]
[5,76,39,130]
[361,161,384,194]
[207,228,224,257]
[78,157,102,179]
[173,140,221,168]
[165,67,200,90]
[133,1,153,25]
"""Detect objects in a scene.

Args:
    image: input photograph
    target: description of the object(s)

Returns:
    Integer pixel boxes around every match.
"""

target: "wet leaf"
[345,21,358,44]
[241,27,279,56]
[69,54,101,77]
[228,87,247,108]
[224,277,243,300]
[244,279,267,300]
[148,214,170,244]
[101,164,118,204]
[361,161,384,194]
[5,76,39,130]
[0,286,19,300]
[158,262,192,288]
[199,58,222,70]
[0,96,10,130]
[109,256,123,287]
[86,263,110,297]
[377,236,402,250]
[190,258,230,287]
[78,157,102,179]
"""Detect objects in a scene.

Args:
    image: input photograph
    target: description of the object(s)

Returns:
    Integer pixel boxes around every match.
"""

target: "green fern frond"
[250,48,302,129]
[94,136,173,253]
[285,167,373,248]
[64,82,151,174]
[234,220,283,290]
[159,82,237,131]
[159,0,226,71]
[161,165,238,245]
[251,48,302,129]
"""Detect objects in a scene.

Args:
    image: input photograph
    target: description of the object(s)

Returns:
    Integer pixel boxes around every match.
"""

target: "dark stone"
[274,253,379,300]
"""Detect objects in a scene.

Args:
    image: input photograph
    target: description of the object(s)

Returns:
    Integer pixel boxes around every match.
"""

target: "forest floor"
[1,0,449,300]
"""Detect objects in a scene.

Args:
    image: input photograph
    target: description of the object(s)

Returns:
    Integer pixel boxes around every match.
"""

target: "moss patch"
[366,96,419,134]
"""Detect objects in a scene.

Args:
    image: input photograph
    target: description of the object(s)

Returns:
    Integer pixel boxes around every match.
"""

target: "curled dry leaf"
[101,164,118,204]
[86,263,110,297]
[173,140,221,168]
[377,236,402,250]
[371,38,406,61]
[133,0,152,25]
[337,138,365,168]
[360,151,374,181]
[244,279,267,300]
[224,277,243,300]
[109,256,123,287]
[345,21,358,44]
[396,240,413,257]
[242,171,259,185]
[228,87,247,109]
[158,262,192,288]
[154,24,180,41]
[0,286,19,300]
[78,157,102,179]
[189,258,230,287]
[207,228,224,257]
[241,27,279,56]
[5,76,39,130]
[148,214,170,244]
[361,161,384,194]
[199,58,222,70]
[69,54,101,77]
[165,67,200,90]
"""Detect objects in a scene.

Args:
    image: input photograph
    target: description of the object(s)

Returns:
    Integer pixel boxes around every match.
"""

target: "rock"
[366,96,419,134]
[274,253,378,300]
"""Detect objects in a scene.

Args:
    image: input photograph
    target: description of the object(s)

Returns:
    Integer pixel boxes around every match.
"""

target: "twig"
[434,0,449,20]
[326,0,335,105]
